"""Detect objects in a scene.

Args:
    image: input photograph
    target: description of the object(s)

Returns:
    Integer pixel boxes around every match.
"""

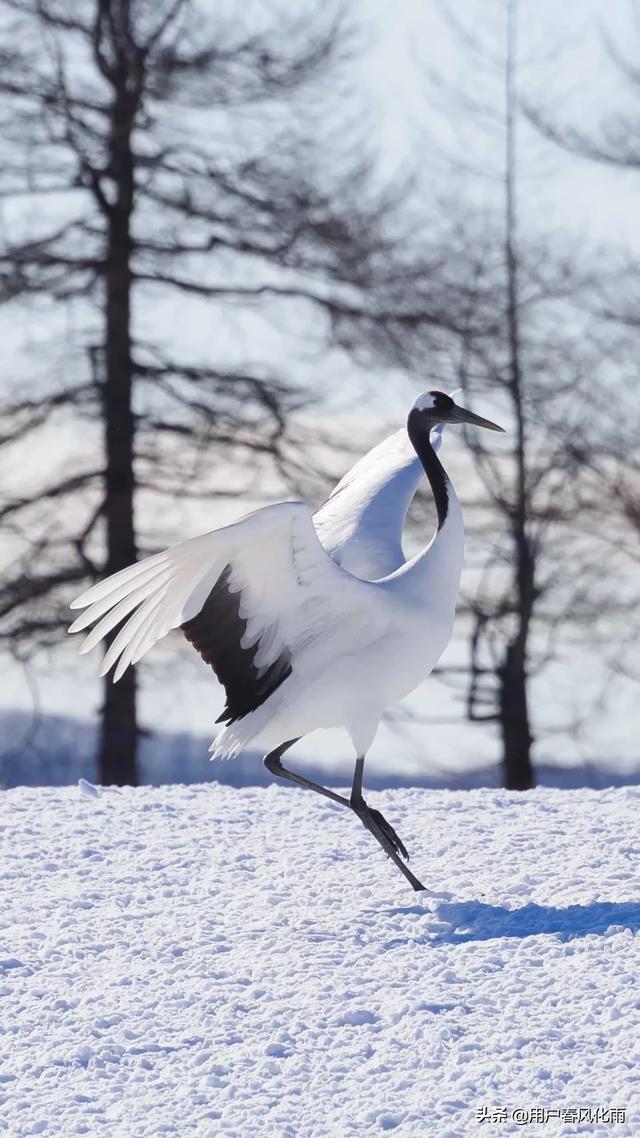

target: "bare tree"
[524,1,640,538]
[332,0,620,789]
[0,0,393,784]
[336,0,542,788]
[524,2,640,686]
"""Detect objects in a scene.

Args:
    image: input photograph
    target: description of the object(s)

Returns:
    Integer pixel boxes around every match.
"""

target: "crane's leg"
[264,741,426,892]
[264,739,351,808]
[350,756,408,857]
[350,756,426,893]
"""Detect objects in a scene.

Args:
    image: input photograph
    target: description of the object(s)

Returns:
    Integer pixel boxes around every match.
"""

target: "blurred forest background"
[0,0,638,791]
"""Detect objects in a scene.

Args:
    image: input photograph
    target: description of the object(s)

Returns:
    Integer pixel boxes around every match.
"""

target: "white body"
[69,423,464,761]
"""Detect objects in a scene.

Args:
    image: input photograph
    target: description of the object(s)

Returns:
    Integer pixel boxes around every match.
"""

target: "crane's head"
[409,390,505,432]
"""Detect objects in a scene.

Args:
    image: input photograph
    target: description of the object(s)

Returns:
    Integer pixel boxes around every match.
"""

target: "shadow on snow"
[381,899,640,948]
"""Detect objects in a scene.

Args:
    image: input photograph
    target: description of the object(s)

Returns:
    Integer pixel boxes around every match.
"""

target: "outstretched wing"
[313,423,445,579]
[69,501,387,725]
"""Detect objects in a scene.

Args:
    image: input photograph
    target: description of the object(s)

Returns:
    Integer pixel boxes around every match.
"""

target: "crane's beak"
[449,403,505,432]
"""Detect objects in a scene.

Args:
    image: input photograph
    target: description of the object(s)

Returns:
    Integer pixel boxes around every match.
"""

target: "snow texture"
[1,783,639,1137]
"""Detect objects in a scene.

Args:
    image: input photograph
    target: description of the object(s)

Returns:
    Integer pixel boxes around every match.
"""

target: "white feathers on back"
[313,423,444,579]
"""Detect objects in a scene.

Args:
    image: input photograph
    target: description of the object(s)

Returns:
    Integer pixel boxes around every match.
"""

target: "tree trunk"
[501,0,535,790]
[97,76,138,786]
[499,641,534,790]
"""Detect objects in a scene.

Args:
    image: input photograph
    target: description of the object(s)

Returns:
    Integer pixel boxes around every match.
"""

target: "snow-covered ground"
[2,783,639,1137]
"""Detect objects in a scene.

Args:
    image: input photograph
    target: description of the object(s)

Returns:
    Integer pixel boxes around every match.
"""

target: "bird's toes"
[367,807,410,861]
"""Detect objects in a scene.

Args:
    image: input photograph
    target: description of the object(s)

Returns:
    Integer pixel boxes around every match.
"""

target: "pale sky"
[360,0,639,247]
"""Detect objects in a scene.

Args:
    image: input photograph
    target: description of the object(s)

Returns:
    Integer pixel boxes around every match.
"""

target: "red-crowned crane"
[69,391,503,891]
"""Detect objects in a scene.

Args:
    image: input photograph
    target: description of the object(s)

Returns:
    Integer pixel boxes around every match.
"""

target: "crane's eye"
[428,391,454,411]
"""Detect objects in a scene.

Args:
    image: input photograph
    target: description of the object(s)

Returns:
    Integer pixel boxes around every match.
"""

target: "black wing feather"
[180,565,292,725]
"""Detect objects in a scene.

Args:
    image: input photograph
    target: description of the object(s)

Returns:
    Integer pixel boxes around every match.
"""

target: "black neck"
[407,411,450,531]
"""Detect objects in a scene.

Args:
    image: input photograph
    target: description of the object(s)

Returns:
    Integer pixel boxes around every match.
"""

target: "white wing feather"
[69,501,388,683]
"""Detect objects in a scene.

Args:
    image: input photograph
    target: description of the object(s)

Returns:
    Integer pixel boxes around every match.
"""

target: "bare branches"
[525,105,640,170]
[0,0,396,783]
[0,382,97,443]
[145,4,351,109]
[525,2,640,170]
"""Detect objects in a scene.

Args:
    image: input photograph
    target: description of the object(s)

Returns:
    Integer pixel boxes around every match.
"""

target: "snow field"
[1,783,639,1137]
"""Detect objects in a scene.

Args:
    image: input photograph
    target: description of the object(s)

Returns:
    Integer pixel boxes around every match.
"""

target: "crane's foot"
[351,798,425,891]
[365,806,409,861]
[351,798,409,861]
